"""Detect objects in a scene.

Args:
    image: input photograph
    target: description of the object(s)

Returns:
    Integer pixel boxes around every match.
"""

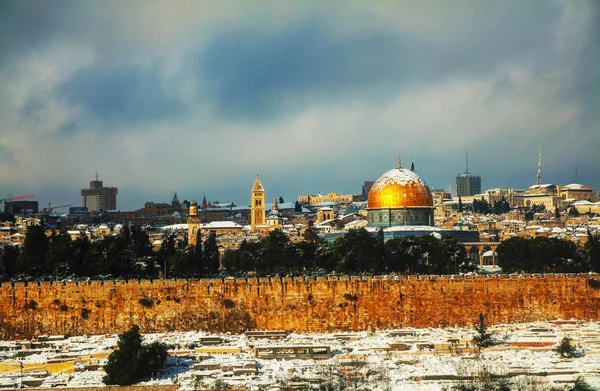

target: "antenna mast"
[536,148,542,185]
[466,152,469,173]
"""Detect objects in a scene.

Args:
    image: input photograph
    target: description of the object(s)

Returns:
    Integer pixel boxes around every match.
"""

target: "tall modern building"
[455,153,481,197]
[81,174,118,212]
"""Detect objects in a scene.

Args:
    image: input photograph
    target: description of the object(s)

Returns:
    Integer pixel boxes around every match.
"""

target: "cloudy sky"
[0,0,598,210]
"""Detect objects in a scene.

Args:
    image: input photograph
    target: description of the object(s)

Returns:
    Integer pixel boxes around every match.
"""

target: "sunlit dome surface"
[367,167,433,210]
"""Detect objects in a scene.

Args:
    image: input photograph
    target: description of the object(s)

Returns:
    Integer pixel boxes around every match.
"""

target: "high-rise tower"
[80,173,118,212]
[251,175,266,232]
[188,200,201,246]
[455,152,481,197]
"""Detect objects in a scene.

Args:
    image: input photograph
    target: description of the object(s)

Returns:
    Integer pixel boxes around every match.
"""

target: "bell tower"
[251,175,266,232]
[188,200,201,246]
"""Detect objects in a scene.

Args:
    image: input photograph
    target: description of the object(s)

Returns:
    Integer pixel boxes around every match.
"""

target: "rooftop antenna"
[397,154,402,169]
[465,152,469,173]
[575,166,578,180]
[537,148,542,185]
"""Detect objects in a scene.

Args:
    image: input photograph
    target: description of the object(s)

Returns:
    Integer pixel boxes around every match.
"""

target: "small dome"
[367,167,433,210]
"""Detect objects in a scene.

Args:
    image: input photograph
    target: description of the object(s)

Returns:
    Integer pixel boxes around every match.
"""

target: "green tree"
[333,228,379,273]
[157,233,176,277]
[568,206,580,217]
[458,196,463,213]
[570,377,595,391]
[303,227,321,244]
[0,245,19,279]
[585,230,600,272]
[103,324,168,385]
[554,337,577,358]
[497,237,533,273]
[203,231,220,275]
[473,313,494,348]
[258,229,299,274]
[16,225,48,277]
[46,232,74,277]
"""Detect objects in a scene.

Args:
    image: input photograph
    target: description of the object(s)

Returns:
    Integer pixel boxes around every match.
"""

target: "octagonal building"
[367,157,435,227]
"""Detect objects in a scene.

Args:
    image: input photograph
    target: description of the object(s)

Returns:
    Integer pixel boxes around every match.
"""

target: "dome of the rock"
[367,163,435,227]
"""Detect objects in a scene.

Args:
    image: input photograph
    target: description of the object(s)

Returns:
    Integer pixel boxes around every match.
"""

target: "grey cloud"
[198,4,563,122]
[0,145,17,166]
[57,64,183,128]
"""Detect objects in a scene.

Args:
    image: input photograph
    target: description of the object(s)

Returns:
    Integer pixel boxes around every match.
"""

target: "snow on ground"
[0,321,599,390]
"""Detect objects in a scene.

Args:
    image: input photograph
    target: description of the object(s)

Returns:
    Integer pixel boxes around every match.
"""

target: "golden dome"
[367,167,433,210]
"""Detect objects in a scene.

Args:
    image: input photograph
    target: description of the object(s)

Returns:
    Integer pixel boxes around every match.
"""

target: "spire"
[202,193,208,210]
[465,152,469,173]
[537,148,542,185]
[252,175,265,192]
[410,160,415,172]
[397,154,402,169]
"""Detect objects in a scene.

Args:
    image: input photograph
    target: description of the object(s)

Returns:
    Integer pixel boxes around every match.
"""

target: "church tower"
[251,175,266,232]
[188,200,201,246]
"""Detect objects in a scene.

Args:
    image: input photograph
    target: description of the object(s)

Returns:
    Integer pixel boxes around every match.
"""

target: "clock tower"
[251,175,266,232]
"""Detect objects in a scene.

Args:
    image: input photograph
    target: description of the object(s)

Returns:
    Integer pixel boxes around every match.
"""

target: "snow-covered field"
[1,320,599,390]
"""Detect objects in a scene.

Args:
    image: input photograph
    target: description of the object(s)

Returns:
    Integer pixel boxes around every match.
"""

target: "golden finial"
[397,154,402,169]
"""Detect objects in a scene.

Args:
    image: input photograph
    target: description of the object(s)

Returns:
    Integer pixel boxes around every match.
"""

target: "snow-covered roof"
[201,221,243,229]
[572,200,593,205]
[370,167,430,193]
[160,223,188,231]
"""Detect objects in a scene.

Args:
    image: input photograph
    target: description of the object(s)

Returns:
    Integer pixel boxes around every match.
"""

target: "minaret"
[188,200,201,246]
[251,175,266,232]
[537,148,542,185]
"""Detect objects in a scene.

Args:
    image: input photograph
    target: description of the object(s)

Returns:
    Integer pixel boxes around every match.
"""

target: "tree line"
[497,232,600,273]
[0,224,220,281]
[223,228,476,276]
[1,225,599,281]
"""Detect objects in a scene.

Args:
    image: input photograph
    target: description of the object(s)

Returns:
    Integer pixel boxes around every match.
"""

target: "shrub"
[223,299,235,309]
[343,293,358,302]
[554,337,577,358]
[473,313,494,348]
[60,304,68,312]
[81,308,90,319]
[103,325,169,385]
[139,297,154,308]
[25,299,37,310]
[571,377,594,391]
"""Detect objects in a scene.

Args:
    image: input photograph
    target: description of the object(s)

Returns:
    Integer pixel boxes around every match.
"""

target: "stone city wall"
[1,274,599,339]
